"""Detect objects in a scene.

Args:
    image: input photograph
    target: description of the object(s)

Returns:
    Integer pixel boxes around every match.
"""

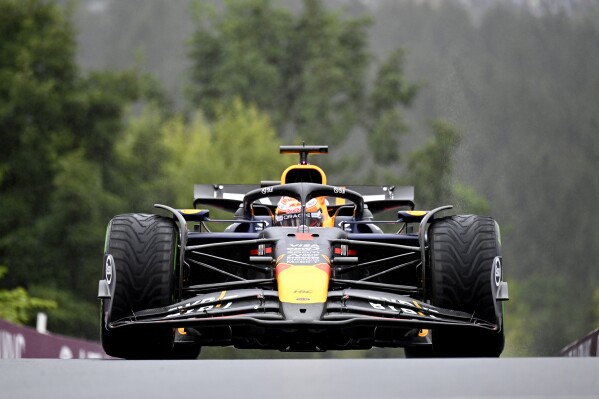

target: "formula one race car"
[98,145,508,359]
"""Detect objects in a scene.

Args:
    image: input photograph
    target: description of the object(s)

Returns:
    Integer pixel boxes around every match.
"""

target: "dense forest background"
[1,0,598,357]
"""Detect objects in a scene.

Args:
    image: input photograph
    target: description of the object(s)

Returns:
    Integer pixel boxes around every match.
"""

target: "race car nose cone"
[280,302,325,322]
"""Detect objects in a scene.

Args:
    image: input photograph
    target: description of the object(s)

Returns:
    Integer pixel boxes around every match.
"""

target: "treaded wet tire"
[429,215,505,357]
[101,213,177,359]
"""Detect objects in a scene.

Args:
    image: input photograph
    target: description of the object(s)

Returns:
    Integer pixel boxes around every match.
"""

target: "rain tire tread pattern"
[101,213,176,359]
[429,215,504,357]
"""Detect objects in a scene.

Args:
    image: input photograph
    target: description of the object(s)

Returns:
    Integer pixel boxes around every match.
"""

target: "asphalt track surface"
[1,357,598,398]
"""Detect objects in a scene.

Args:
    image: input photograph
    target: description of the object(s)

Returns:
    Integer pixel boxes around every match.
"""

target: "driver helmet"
[275,197,322,227]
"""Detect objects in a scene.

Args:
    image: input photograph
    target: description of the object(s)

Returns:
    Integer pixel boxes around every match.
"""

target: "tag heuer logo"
[493,256,502,287]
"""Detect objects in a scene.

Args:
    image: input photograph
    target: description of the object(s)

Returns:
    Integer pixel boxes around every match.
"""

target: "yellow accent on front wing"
[277,265,330,304]
[180,209,205,214]
[413,301,429,336]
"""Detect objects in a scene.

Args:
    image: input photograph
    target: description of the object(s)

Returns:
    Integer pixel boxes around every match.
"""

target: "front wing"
[106,288,499,332]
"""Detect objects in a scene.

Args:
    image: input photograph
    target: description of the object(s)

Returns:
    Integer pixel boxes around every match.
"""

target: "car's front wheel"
[101,213,178,359]
[428,215,505,357]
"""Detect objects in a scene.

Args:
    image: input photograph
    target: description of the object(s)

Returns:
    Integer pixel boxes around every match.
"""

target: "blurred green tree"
[0,0,165,338]
[187,0,414,163]
[161,98,288,208]
[367,49,418,164]
[406,121,489,214]
[0,0,79,288]
[0,266,56,325]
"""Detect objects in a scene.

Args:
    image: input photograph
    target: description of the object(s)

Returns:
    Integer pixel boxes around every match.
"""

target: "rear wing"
[193,183,414,214]
[349,185,415,213]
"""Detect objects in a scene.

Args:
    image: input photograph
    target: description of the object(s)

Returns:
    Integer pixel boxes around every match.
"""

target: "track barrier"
[0,317,109,359]
[560,328,599,357]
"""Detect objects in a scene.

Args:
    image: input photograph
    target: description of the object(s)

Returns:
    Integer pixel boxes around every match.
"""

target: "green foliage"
[28,284,100,340]
[451,183,491,216]
[501,280,533,357]
[186,0,460,206]
[0,0,164,290]
[0,0,168,339]
[505,274,594,355]
[0,0,295,341]
[367,109,405,165]
[404,121,491,215]
[406,120,461,208]
[33,149,121,298]
[111,104,173,210]
[0,0,78,271]
[187,0,410,149]
[188,0,293,123]
[288,0,371,143]
[367,50,417,165]
[161,98,289,207]
[370,50,418,112]
[75,0,195,105]
[0,266,56,325]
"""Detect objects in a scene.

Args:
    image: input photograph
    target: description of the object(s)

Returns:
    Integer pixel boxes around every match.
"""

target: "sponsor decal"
[261,186,274,195]
[0,330,25,358]
[164,292,237,318]
[493,256,502,287]
[369,302,418,315]
[286,243,321,264]
[276,213,301,222]
[368,296,439,318]
[105,254,114,285]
